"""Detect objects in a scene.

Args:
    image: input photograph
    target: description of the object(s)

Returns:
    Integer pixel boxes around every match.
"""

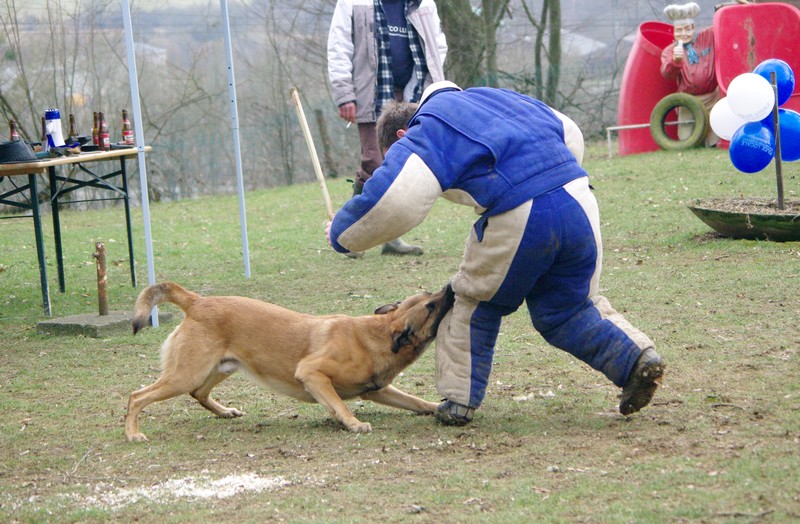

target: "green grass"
[1,143,799,522]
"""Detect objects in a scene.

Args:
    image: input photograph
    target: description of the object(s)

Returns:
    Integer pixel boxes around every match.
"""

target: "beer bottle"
[99,111,110,150]
[92,112,99,147]
[9,119,19,141]
[68,113,78,142]
[121,109,134,145]
[41,116,49,152]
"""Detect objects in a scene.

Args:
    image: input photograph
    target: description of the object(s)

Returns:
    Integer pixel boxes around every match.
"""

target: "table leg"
[48,166,66,293]
[29,174,52,316]
[120,157,136,287]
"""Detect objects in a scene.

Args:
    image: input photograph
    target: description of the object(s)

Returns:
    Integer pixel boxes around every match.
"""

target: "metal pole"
[121,0,158,327]
[770,71,784,210]
[29,174,52,316]
[221,0,251,278]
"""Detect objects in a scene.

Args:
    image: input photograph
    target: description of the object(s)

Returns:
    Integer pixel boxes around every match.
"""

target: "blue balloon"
[777,109,800,162]
[729,121,776,173]
[754,59,796,107]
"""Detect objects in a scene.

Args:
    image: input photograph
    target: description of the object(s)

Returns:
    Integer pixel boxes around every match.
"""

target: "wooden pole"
[93,242,109,316]
[290,87,335,220]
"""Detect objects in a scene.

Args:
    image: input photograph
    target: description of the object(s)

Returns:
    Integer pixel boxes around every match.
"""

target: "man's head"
[376,81,463,153]
[664,2,700,44]
[376,100,418,153]
[672,22,696,45]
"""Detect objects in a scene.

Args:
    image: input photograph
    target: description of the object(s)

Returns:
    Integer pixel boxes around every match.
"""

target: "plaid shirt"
[374,0,428,114]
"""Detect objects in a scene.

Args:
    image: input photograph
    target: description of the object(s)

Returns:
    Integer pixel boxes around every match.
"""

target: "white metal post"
[220,0,251,278]
[121,0,158,326]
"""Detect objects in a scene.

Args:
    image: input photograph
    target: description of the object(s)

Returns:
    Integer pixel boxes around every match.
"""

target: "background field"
[1,143,799,522]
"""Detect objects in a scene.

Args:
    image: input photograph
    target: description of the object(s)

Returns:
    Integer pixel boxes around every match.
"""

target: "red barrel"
[617,21,677,156]
[714,2,800,113]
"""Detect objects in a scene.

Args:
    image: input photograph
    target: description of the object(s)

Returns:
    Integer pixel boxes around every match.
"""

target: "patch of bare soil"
[691,197,800,216]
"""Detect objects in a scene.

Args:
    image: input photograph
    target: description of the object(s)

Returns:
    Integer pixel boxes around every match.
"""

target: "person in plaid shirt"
[327,0,447,255]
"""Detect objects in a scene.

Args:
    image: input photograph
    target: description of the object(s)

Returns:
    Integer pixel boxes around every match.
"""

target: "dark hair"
[376,100,419,151]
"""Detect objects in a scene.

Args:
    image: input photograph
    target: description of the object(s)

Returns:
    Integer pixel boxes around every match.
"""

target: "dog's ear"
[374,302,399,315]
[391,327,412,353]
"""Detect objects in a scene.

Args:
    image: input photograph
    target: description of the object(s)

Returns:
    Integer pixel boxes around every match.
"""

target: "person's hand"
[673,41,684,63]
[338,102,356,124]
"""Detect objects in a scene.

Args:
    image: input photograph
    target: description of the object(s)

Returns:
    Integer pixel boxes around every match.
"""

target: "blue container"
[44,108,65,148]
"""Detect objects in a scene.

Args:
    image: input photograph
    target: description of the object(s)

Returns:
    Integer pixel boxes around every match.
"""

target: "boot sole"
[434,411,472,426]
[619,361,665,416]
[381,249,424,256]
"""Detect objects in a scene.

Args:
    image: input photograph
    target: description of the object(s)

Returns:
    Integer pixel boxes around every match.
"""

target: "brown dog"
[125,282,454,441]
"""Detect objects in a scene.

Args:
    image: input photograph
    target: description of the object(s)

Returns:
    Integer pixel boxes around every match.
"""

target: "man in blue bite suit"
[325,81,665,425]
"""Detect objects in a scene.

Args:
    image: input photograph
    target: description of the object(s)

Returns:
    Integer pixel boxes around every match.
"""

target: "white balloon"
[710,97,750,140]
[727,73,776,122]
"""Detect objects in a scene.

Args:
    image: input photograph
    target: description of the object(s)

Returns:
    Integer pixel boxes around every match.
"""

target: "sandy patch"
[71,473,291,509]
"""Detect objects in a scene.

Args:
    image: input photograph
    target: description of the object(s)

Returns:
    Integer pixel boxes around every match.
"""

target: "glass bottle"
[92,112,99,147]
[68,113,78,142]
[121,109,134,145]
[41,116,49,152]
[9,119,19,141]
[99,111,110,150]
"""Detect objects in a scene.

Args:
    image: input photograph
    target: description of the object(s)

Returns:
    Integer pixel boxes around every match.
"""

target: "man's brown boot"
[619,348,664,415]
[435,400,475,426]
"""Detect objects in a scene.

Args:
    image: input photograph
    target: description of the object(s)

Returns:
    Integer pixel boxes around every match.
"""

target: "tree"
[480,0,511,87]
[438,0,511,88]
[439,0,561,102]
[521,0,561,107]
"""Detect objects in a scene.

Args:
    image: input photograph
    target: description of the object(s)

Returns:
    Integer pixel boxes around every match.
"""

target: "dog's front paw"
[416,401,439,414]
[126,432,149,442]
[348,421,372,433]
[218,407,245,418]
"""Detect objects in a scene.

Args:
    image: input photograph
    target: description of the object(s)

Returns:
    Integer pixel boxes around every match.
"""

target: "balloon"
[727,73,776,122]
[760,109,776,131]
[729,121,775,173]
[754,59,796,107]
[777,109,800,162]
[710,97,749,140]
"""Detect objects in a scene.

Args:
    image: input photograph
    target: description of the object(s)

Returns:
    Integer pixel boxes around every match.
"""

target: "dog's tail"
[131,282,201,335]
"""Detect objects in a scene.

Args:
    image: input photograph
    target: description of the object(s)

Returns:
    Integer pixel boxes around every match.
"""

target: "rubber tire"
[650,93,709,151]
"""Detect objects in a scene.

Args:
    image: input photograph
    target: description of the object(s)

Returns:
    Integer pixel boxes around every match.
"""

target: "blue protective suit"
[329,87,654,409]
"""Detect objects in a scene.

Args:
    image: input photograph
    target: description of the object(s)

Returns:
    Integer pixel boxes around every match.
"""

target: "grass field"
[1,143,799,523]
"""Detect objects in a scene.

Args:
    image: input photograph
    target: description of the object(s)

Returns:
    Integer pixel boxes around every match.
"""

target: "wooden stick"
[93,242,109,316]
[290,87,334,220]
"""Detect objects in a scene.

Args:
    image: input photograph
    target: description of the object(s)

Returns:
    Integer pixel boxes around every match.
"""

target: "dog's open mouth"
[430,283,455,334]
[418,284,455,349]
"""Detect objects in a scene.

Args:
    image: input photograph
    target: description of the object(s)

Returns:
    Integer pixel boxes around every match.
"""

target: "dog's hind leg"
[126,362,219,442]
[360,385,438,414]
[125,375,197,442]
[190,367,245,419]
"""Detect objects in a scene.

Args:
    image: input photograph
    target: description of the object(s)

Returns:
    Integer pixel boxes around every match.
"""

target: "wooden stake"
[290,87,335,220]
[93,242,109,316]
